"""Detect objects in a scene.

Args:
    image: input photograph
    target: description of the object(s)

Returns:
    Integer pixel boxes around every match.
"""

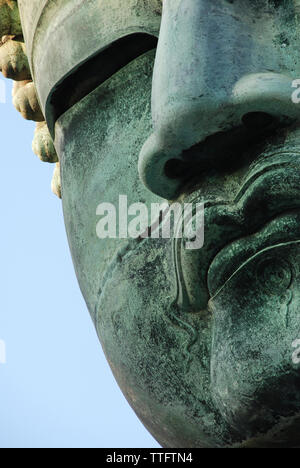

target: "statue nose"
[139,0,300,199]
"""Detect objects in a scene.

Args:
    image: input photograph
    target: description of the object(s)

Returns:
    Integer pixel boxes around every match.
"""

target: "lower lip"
[208,210,300,298]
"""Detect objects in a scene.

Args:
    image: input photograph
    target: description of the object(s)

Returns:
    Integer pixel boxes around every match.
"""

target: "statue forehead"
[18,0,162,130]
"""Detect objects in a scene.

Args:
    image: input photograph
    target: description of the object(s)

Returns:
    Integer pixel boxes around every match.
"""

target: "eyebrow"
[46,33,158,137]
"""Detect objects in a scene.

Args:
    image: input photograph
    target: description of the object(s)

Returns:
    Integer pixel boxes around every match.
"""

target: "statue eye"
[46,33,157,138]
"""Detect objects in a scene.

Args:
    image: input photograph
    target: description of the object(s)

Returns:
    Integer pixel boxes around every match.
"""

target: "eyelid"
[46,33,157,138]
[18,0,162,138]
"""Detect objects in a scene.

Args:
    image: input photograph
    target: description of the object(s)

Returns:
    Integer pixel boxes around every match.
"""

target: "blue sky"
[0,79,159,448]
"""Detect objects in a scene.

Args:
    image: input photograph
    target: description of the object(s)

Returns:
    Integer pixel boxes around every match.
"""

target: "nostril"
[164,158,189,179]
[242,112,276,130]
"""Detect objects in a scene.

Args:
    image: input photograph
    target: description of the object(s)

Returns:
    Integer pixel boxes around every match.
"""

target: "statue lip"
[207,155,300,298]
[208,212,300,299]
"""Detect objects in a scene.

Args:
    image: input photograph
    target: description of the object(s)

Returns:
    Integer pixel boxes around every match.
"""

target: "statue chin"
[211,241,300,443]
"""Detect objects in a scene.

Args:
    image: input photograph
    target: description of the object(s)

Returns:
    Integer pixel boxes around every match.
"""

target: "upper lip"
[206,152,300,298]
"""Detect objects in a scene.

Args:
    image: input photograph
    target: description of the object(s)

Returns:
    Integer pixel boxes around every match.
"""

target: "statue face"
[19,0,300,447]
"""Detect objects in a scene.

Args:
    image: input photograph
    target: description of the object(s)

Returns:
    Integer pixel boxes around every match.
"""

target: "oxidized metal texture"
[18,0,162,132]
[15,0,300,448]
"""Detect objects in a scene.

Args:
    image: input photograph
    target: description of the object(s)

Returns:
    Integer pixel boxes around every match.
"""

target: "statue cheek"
[210,241,300,439]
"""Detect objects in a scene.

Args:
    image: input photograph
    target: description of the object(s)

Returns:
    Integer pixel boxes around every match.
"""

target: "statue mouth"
[207,153,300,298]
[208,211,300,299]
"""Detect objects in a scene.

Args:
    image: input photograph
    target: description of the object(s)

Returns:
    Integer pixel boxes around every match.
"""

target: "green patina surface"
[13,0,300,447]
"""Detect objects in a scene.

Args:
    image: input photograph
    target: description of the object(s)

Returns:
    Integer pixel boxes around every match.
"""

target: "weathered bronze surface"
[3,0,300,447]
